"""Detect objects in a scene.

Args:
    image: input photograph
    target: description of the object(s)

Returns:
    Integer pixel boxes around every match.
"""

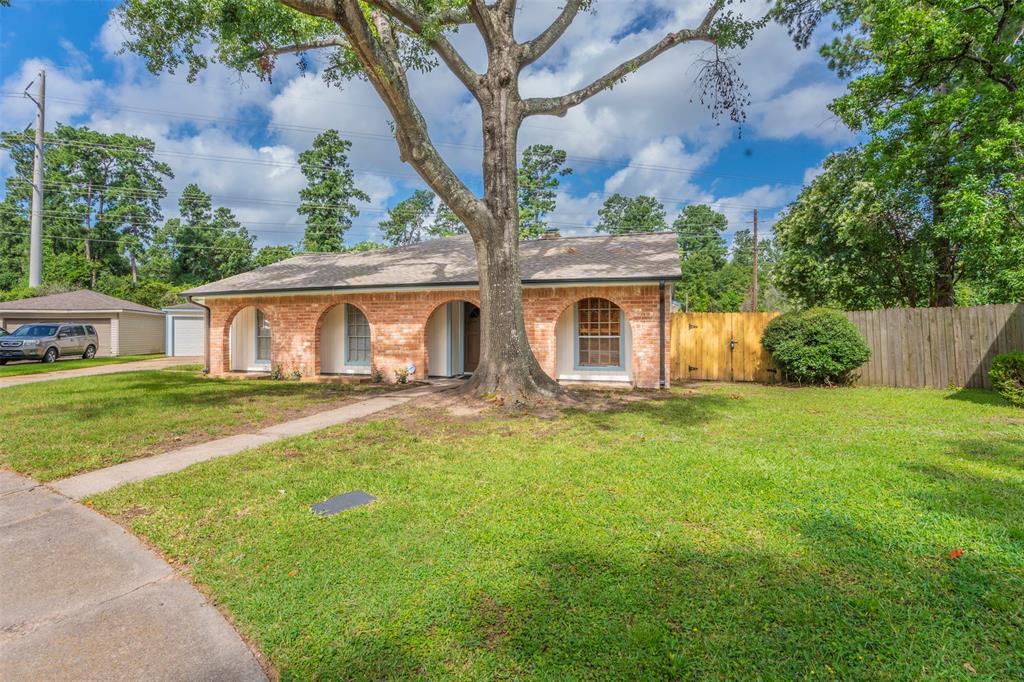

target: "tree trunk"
[463,66,562,402]
[930,197,955,307]
[931,236,956,307]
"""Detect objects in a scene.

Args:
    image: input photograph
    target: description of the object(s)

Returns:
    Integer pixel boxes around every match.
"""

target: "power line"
[6,171,786,215]
[2,96,807,188]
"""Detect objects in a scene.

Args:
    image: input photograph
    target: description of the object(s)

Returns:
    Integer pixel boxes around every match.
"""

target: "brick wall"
[206,283,670,388]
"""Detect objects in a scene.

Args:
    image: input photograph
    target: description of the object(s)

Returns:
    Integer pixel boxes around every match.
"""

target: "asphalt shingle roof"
[0,289,161,314]
[183,232,681,297]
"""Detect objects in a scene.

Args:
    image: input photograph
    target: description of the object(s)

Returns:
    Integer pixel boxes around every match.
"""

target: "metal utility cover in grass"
[311,491,376,516]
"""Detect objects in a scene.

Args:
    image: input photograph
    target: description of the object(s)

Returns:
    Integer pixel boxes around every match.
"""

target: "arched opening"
[229,306,272,372]
[555,297,632,383]
[319,303,372,375]
[425,300,481,377]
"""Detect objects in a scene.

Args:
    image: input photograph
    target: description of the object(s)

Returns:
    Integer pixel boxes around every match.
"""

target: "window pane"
[576,298,622,368]
[255,310,271,361]
[346,305,370,364]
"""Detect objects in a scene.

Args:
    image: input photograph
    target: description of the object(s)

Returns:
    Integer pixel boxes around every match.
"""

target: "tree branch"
[522,1,725,117]
[520,0,587,67]
[275,0,336,20]
[260,38,348,58]
[364,0,483,92]
[330,0,490,236]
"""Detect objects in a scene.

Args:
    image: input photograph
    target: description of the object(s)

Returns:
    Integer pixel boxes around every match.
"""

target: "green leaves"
[298,130,370,252]
[595,194,667,235]
[517,145,572,240]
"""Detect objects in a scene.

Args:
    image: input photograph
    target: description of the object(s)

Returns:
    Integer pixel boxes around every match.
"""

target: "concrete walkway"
[0,471,268,681]
[51,381,455,500]
[0,356,202,389]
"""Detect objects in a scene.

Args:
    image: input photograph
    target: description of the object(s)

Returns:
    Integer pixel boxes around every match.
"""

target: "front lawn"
[0,369,389,481]
[92,384,1024,680]
[0,353,164,377]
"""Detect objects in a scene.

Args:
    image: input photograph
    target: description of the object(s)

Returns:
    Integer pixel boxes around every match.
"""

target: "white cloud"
[3,3,849,249]
[750,82,854,144]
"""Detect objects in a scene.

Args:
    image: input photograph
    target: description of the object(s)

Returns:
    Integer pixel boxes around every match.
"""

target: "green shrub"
[990,352,1024,407]
[761,308,871,384]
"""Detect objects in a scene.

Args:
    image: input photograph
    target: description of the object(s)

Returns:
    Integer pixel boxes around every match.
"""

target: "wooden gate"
[670,312,780,383]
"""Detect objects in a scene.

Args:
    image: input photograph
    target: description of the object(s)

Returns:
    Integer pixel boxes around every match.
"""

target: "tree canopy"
[298,129,370,252]
[773,0,1024,307]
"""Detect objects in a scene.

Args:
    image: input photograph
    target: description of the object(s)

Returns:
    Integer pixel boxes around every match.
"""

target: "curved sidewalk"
[0,470,267,681]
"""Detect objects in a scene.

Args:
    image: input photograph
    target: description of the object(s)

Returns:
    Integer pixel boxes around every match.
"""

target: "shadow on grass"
[0,370,358,422]
[905,448,1024,528]
[944,387,1008,407]
[565,390,738,433]
[310,529,1022,680]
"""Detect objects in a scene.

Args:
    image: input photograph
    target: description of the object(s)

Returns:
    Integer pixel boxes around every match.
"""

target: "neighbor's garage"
[163,302,206,357]
[0,290,165,357]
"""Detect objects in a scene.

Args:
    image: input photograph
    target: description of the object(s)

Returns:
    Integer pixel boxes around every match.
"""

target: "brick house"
[182,232,679,389]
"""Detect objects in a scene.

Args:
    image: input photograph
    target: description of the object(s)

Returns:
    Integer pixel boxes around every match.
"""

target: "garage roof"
[0,290,162,315]
[183,232,682,297]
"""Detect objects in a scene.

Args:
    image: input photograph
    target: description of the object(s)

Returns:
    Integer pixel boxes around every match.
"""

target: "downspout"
[658,280,666,389]
[187,295,212,375]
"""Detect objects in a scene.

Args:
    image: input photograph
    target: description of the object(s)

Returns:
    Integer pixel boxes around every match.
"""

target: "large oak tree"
[117,0,802,400]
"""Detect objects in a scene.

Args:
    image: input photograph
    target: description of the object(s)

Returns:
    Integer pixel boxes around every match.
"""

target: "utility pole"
[751,208,759,312]
[26,70,45,288]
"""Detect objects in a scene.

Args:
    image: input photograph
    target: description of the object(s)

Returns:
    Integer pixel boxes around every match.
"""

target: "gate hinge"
[688,323,698,330]
[688,365,699,372]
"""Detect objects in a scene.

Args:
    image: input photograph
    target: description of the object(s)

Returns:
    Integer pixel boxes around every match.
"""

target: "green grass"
[0,369,387,481]
[91,384,1023,680]
[0,353,164,377]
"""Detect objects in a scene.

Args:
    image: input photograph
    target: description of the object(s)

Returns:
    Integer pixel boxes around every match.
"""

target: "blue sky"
[1,0,853,249]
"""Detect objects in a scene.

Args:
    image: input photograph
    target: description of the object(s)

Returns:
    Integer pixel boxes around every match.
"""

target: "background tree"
[773,0,1024,306]
[253,244,298,267]
[517,144,571,239]
[298,129,369,252]
[378,189,436,246]
[0,124,172,288]
[673,204,727,311]
[595,194,668,235]
[774,149,946,309]
[432,201,466,237]
[116,0,798,400]
[151,184,255,285]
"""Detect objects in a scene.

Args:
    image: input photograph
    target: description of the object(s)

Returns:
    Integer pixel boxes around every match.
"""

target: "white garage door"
[171,316,204,356]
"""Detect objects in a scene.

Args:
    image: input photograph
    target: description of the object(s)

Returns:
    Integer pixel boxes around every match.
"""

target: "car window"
[73,325,86,336]
[59,326,73,337]
[85,325,95,335]
[11,325,58,337]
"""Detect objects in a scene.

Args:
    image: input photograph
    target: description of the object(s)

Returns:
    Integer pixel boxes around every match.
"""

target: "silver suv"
[0,323,100,365]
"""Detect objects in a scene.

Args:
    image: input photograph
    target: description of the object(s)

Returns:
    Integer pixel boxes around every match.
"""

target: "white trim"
[558,373,631,383]
[187,280,660,301]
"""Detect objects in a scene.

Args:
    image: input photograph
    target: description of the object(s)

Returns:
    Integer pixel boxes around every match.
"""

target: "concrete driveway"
[0,356,202,389]
[0,471,267,681]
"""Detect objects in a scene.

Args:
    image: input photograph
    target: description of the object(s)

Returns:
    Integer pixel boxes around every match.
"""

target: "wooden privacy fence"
[670,304,1024,389]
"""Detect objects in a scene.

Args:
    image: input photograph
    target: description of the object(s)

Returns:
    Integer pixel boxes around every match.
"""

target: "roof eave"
[183,275,681,299]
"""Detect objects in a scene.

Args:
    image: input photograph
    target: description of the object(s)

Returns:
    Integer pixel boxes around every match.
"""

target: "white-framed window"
[575,298,623,369]
[345,305,370,365]
[255,309,271,363]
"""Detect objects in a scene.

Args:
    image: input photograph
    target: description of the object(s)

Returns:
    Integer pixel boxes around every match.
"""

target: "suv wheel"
[42,347,58,364]
[82,345,96,360]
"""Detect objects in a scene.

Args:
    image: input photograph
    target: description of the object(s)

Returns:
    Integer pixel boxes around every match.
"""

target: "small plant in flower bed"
[370,365,384,383]
[990,351,1024,407]
[393,366,409,384]
[762,307,871,385]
